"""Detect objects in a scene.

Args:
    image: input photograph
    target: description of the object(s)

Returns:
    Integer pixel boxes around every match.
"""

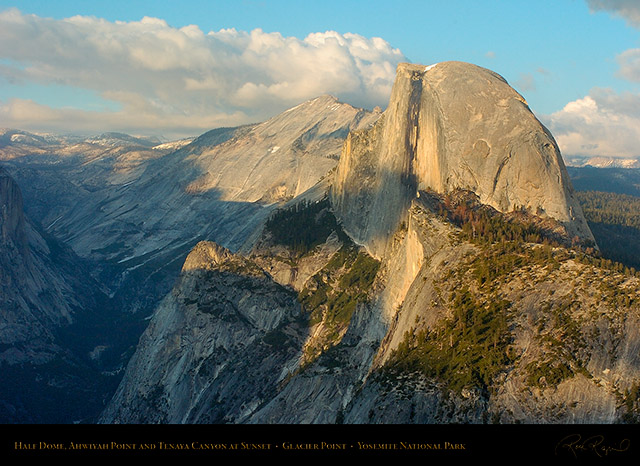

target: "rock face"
[101,189,640,425]
[331,62,593,258]
[2,96,379,316]
[351,194,640,424]
[0,168,116,422]
[6,61,636,425]
[0,97,379,423]
[2,95,378,264]
[99,62,640,425]
[0,167,71,362]
[0,167,27,255]
[99,241,307,423]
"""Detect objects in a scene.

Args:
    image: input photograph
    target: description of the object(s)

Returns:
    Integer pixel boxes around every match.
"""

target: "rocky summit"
[99,62,640,425]
[0,95,380,423]
[331,61,594,259]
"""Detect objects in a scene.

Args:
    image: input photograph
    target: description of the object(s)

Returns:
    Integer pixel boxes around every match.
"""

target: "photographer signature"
[556,434,631,458]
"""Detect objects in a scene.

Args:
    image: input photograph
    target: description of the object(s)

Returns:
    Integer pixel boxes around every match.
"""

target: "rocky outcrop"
[99,62,639,425]
[99,241,307,423]
[348,196,640,424]
[331,62,594,258]
[101,187,640,425]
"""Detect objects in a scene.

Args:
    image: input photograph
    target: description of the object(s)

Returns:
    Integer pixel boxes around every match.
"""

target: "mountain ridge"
[1,95,379,320]
[98,62,640,425]
[3,62,640,425]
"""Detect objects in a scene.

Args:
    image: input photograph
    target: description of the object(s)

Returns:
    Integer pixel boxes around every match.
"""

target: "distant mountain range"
[564,154,640,169]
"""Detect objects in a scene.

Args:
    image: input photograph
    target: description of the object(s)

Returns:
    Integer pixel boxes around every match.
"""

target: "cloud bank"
[0,9,405,139]
[545,88,640,157]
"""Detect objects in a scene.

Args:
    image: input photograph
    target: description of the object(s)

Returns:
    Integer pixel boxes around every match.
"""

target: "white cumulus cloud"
[544,88,640,157]
[540,1,640,158]
[0,8,406,138]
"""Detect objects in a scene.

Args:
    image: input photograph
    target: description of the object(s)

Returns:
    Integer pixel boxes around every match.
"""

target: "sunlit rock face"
[331,61,594,258]
[102,63,640,427]
[2,96,380,319]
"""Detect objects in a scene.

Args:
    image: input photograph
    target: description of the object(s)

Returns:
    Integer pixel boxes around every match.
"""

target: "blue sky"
[2,0,640,157]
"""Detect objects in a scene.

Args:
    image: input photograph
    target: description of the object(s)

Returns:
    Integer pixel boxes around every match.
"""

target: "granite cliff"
[99,63,640,424]
[1,96,379,423]
[2,96,379,318]
[1,167,76,365]
[0,168,118,422]
[331,61,594,258]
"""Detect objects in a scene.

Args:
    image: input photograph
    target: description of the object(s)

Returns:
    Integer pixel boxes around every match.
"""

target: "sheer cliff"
[0,168,117,423]
[1,167,75,364]
[100,62,640,425]
[331,62,594,258]
[101,191,640,424]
